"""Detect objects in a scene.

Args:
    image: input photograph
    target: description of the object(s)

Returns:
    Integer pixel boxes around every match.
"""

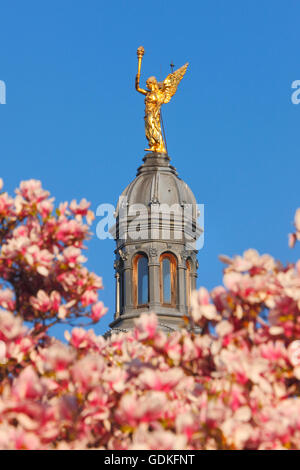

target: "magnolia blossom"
[190,287,219,324]
[134,312,158,340]
[91,301,108,322]
[17,180,49,202]
[0,178,107,326]
[1,183,300,450]
[0,340,6,364]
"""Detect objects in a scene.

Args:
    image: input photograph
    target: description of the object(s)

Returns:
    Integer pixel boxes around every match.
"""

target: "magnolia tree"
[1,180,300,450]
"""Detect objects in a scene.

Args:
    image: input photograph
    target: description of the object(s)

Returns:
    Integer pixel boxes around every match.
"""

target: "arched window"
[186,259,192,310]
[160,253,177,306]
[133,254,149,307]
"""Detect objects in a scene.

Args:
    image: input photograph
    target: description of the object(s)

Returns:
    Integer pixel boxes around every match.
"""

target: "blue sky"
[0,0,299,339]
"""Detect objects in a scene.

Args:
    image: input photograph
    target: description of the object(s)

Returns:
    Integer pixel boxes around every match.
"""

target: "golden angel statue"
[135,46,188,154]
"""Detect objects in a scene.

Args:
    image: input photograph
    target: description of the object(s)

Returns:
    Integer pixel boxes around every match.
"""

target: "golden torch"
[136,46,145,90]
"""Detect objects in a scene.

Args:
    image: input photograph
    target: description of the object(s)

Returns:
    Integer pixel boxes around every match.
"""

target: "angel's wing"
[159,63,189,104]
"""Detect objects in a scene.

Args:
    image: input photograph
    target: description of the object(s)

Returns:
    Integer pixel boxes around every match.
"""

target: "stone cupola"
[109,151,201,333]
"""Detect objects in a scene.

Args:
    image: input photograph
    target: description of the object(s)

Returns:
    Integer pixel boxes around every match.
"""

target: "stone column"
[123,258,133,314]
[177,263,186,314]
[191,261,198,291]
[148,248,160,312]
[115,272,120,318]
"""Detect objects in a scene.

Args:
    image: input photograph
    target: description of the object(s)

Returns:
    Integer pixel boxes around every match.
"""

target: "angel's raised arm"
[135,74,147,95]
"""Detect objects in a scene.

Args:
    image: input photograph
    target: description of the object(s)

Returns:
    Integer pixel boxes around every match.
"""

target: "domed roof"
[116,152,198,219]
